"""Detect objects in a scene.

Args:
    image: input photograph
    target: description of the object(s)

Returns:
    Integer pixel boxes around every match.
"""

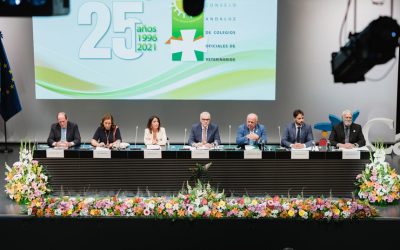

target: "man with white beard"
[329,109,366,149]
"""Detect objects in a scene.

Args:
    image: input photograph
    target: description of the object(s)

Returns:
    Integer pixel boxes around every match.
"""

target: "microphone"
[132,125,140,150]
[181,128,189,150]
[228,125,231,148]
[278,126,284,150]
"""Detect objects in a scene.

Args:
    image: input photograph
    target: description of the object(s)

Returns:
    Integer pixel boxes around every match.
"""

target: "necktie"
[296,127,301,143]
[61,128,67,141]
[202,127,207,143]
[345,126,350,143]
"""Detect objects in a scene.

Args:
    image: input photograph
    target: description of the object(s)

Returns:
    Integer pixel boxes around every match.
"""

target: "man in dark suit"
[188,111,221,148]
[47,112,81,148]
[329,109,365,149]
[281,109,314,149]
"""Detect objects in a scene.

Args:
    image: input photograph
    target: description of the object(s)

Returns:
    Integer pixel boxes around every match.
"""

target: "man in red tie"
[188,111,221,148]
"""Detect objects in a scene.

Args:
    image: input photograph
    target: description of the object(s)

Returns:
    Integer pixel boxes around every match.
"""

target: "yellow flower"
[6,172,13,180]
[15,194,21,203]
[218,201,226,208]
[35,201,42,207]
[299,209,305,217]
[165,202,172,209]
[332,208,340,216]
[288,209,295,217]
[177,209,185,217]
[16,183,23,192]
[251,199,258,206]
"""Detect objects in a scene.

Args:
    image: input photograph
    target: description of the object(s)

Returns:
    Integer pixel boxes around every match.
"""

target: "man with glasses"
[236,113,267,148]
[188,111,221,148]
[329,109,365,149]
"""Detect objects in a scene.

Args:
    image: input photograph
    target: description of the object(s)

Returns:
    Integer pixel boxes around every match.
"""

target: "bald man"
[236,113,267,148]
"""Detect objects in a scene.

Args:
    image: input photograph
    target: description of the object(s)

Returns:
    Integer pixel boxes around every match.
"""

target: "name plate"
[144,150,162,159]
[244,150,262,159]
[93,149,111,158]
[46,149,64,158]
[191,150,210,159]
[342,150,360,159]
[291,150,309,159]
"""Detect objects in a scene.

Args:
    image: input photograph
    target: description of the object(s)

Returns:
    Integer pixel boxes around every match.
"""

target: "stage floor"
[1,144,400,219]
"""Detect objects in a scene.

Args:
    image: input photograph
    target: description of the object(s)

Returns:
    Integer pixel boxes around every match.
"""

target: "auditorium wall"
[0,0,398,144]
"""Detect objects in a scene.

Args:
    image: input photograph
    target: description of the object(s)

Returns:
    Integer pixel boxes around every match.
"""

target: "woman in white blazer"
[144,115,167,146]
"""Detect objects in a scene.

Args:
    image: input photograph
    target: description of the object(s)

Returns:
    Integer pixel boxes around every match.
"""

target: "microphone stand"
[0,121,13,153]
[131,125,140,150]
[225,125,235,150]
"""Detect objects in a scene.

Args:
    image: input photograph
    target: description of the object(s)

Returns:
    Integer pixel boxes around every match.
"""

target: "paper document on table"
[291,147,312,151]
[356,146,369,151]
[146,145,161,150]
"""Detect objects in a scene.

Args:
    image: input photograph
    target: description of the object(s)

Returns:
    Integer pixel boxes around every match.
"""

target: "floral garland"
[4,143,51,205]
[27,181,377,219]
[355,145,400,205]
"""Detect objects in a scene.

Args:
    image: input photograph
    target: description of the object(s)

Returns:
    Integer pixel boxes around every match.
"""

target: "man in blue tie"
[236,113,267,148]
[188,111,221,148]
[281,109,314,149]
[329,109,365,149]
[47,112,81,148]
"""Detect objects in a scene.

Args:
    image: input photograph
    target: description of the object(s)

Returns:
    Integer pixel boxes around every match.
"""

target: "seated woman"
[91,113,122,148]
[144,115,167,146]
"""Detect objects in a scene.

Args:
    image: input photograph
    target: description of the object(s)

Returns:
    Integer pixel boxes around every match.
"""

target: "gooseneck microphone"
[131,125,140,150]
[183,128,187,147]
[278,126,282,148]
[135,125,138,147]
[228,125,232,148]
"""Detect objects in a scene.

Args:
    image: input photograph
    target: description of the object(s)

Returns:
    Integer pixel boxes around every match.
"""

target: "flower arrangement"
[355,144,400,205]
[4,143,51,205]
[27,181,377,220]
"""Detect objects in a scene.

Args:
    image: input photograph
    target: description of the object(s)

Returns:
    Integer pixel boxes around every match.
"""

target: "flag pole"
[0,95,13,153]
[0,120,12,153]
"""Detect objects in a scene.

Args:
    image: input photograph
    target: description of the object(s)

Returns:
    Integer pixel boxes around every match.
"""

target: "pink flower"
[356,174,362,180]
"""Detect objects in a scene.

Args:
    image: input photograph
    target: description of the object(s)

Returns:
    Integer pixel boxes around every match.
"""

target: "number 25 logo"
[78,2,143,60]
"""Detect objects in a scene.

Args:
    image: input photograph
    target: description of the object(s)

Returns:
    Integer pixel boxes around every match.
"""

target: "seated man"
[188,111,221,148]
[47,112,81,148]
[281,109,314,149]
[329,109,366,149]
[236,113,267,148]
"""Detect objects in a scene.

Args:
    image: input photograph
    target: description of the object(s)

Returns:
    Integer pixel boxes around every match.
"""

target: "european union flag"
[0,32,22,122]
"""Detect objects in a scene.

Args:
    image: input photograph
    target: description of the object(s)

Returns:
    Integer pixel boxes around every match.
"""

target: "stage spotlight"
[0,0,69,16]
[331,16,400,83]
[183,0,205,17]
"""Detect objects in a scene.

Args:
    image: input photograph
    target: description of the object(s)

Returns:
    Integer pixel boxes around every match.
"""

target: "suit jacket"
[236,124,267,146]
[281,122,314,148]
[47,121,81,147]
[329,122,366,147]
[188,123,221,145]
[144,127,167,146]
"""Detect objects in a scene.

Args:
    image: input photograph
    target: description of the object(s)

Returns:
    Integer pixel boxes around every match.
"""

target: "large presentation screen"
[33,0,277,100]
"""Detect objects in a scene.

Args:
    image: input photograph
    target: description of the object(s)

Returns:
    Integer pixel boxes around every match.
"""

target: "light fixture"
[331,16,400,83]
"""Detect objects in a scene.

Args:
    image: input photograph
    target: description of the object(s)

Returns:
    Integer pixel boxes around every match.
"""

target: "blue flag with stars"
[0,32,22,122]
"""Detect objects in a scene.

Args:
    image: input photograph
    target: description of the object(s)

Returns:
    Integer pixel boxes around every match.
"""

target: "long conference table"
[33,144,370,197]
